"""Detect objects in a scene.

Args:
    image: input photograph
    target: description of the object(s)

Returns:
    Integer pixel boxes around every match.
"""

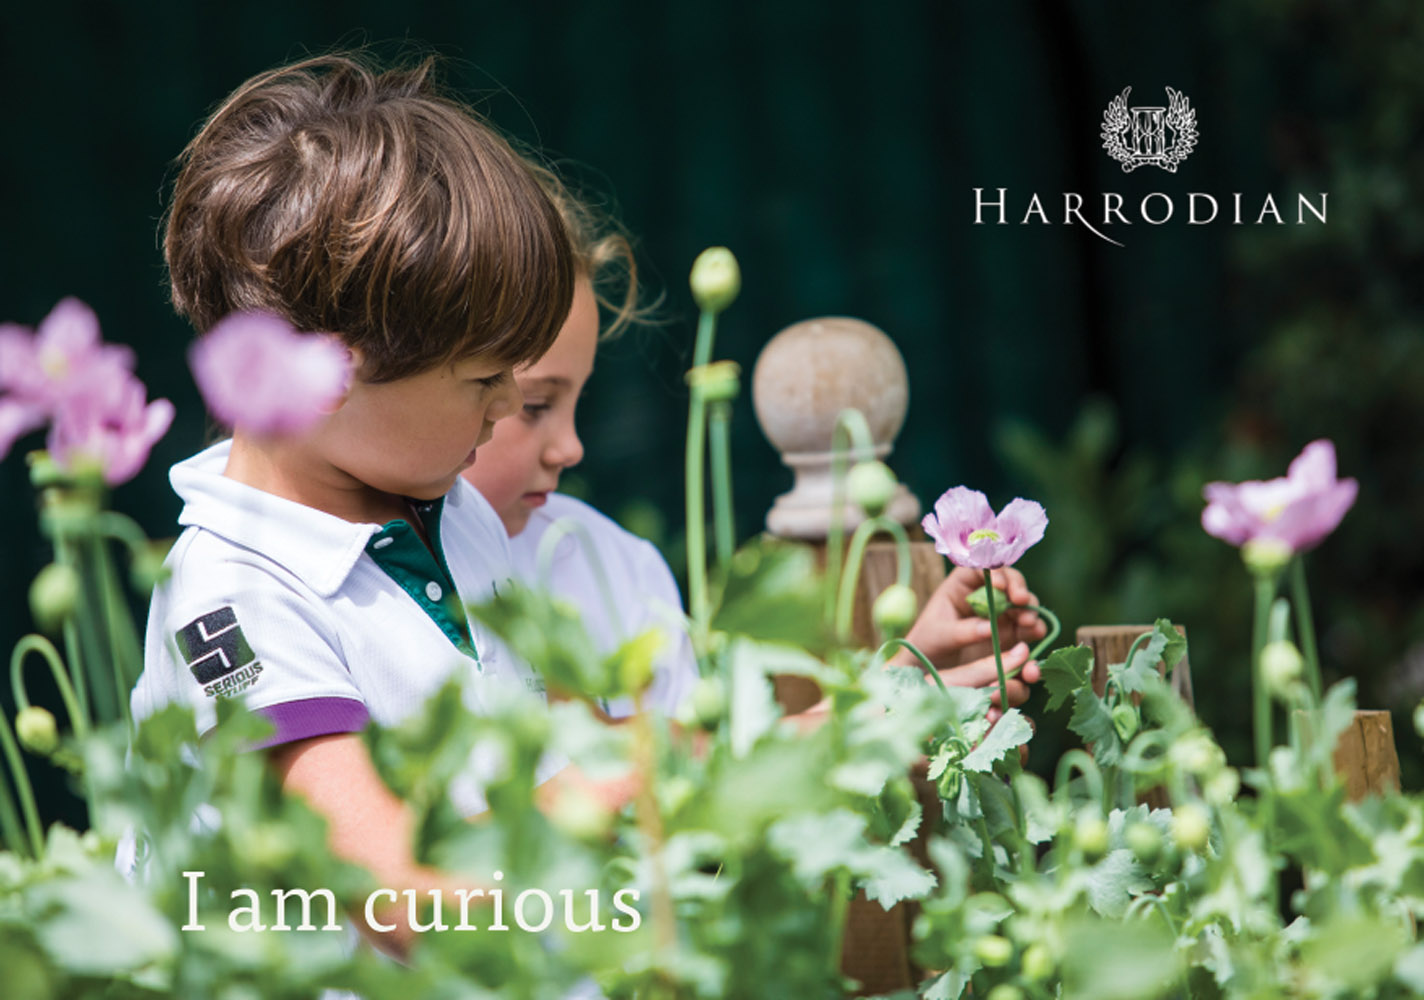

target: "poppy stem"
[1289,556,1323,702]
[982,570,1010,713]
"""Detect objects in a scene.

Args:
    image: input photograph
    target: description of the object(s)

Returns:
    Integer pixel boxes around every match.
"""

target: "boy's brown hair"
[164,53,574,382]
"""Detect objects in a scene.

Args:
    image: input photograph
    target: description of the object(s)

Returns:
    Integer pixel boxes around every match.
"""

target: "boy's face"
[463,276,598,535]
[316,346,525,505]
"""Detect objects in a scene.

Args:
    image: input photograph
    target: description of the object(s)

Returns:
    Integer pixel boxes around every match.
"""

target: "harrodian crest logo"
[1101,86,1198,173]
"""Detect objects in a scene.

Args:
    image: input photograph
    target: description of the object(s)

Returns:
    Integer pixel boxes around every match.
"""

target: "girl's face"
[463,276,598,535]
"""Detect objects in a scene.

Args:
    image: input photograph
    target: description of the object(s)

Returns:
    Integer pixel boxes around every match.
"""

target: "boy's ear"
[322,338,360,412]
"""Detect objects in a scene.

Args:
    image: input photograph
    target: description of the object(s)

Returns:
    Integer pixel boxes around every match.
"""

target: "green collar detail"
[365,496,479,664]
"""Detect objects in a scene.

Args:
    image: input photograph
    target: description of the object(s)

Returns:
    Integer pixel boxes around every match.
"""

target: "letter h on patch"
[176,607,258,684]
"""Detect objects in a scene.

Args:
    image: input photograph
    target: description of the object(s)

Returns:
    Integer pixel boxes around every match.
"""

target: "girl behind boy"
[462,174,1047,720]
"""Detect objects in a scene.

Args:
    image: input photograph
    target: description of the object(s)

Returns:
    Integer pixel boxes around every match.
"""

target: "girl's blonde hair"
[526,161,653,340]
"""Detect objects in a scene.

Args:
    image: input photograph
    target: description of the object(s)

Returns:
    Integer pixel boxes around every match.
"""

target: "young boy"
[131,53,598,953]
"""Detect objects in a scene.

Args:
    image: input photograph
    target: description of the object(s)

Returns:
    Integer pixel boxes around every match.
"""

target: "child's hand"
[931,641,1041,717]
[893,566,1047,670]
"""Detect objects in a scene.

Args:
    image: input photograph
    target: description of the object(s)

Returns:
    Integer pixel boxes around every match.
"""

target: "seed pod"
[972,934,1013,968]
[29,563,80,633]
[689,247,741,314]
[1172,803,1210,853]
[872,584,919,637]
[1125,822,1163,865]
[966,585,1011,620]
[1074,812,1110,862]
[1111,703,1139,741]
[847,460,898,516]
[16,706,60,757]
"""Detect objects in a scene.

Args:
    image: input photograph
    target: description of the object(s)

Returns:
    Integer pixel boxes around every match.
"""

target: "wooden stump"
[1074,625,1194,810]
[1074,624,1194,708]
[1332,710,1401,800]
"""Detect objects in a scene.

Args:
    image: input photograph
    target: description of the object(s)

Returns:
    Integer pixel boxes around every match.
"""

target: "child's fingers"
[937,642,1031,690]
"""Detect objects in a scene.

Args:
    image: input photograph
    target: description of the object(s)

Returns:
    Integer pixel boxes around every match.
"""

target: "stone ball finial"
[751,316,921,539]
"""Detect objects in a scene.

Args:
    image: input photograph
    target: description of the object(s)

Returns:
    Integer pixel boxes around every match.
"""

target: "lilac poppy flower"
[190,311,351,436]
[1201,439,1357,553]
[47,370,175,486]
[922,486,1048,569]
[0,299,135,406]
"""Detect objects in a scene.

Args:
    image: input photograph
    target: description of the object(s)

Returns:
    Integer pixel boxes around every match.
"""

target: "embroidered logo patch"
[175,606,264,698]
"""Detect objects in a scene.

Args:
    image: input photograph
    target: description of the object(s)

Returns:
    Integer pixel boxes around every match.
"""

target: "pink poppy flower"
[47,370,175,486]
[0,299,134,406]
[1,299,145,465]
[189,311,351,435]
[1201,439,1357,553]
[922,486,1048,569]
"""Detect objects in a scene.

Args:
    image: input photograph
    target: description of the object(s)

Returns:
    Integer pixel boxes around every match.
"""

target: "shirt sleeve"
[140,542,368,749]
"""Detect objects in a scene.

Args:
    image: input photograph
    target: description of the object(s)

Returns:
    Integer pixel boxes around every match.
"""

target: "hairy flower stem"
[631,692,677,972]
[827,870,852,980]
[1289,557,1324,702]
[878,638,949,697]
[982,571,1010,714]
[11,635,88,740]
[684,310,718,636]
[1251,575,1279,769]
[1025,605,1061,661]
[835,516,912,640]
[824,410,877,625]
[0,707,43,857]
[708,402,735,567]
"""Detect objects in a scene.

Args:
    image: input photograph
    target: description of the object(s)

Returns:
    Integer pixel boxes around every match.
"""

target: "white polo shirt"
[506,493,698,718]
[133,441,552,810]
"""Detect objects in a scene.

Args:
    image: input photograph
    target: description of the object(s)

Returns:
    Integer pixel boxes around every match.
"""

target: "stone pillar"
[751,316,921,539]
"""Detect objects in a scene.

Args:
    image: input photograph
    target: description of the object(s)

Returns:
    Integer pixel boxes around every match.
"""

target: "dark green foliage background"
[2,0,1420,802]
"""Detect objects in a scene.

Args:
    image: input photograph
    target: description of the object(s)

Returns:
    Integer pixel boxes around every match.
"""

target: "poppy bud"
[615,630,664,695]
[1260,640,1304,697]
[1021,942,1054,981]
[1241,538,1292,579]
[847,461,898,516]
[29,563,79,632]
[686,678,726,731]
[1172,803,1210,853]
[972,934,1013,967]
[689,247,741,314]
[16,706,60,757]
[1074,812,1110,862]
[1111,703,1139,741]
[549,784,614,843]
[1414,700,1424,740]
[966,585,1011,620]
[986,986,1024,1000]
[872,584,918,637]
[1125,822,1162,865]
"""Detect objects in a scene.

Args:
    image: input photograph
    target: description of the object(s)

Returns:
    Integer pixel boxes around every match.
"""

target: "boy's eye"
[474,372,509,389]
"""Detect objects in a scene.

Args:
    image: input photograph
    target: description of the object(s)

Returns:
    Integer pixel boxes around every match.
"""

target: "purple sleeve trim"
[250,697,370,750]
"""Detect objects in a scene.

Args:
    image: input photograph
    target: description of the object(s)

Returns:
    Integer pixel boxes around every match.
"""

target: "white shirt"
[506,493,698,718]
[132,441,556,813]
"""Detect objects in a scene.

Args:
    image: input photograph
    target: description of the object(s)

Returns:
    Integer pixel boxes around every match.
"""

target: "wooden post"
[769,538,945,996]
[1074,625,1194,810]
[1332,710,1401,800]
[1074,624,1194,709]
[771,539,947,716]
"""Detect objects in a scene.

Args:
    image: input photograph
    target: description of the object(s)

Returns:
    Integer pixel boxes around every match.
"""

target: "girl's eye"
[523,402,551,417]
